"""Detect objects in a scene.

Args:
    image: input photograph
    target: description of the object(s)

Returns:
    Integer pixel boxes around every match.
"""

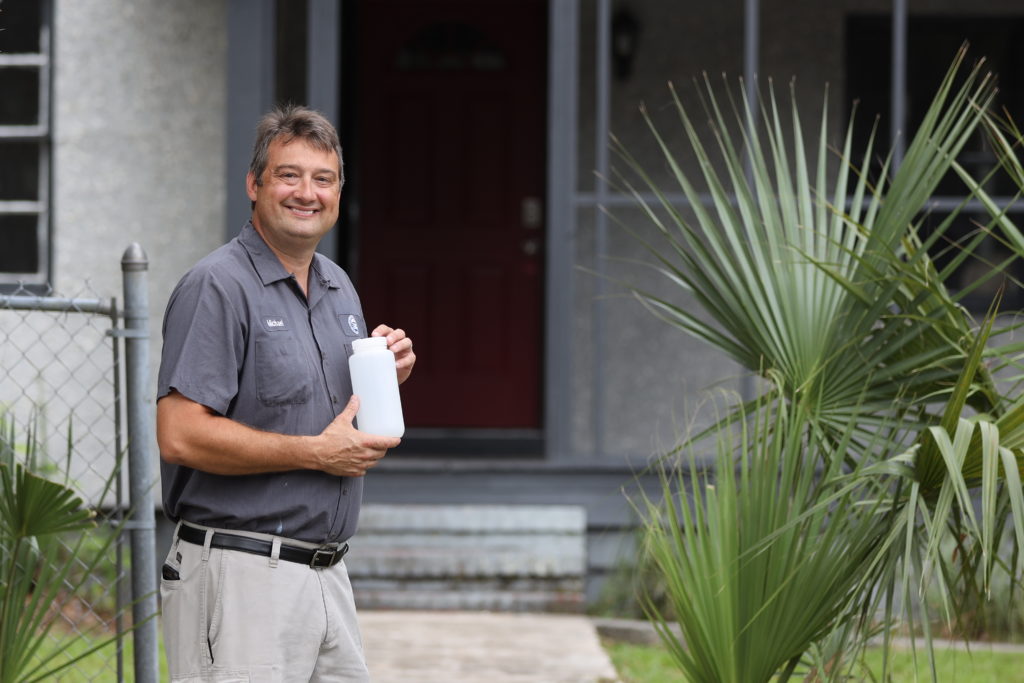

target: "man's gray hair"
[249,104,344,187]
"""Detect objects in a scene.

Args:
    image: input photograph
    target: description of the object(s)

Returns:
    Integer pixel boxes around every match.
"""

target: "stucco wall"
[53,0,227,348]
[36,0,227,500]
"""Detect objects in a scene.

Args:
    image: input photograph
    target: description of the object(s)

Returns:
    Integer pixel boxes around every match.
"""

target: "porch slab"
[358,610,620,683]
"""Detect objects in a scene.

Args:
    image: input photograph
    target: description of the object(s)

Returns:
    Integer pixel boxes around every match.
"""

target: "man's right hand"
[313,396,401,477]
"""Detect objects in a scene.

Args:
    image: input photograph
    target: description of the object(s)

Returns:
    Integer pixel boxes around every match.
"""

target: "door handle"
[521,197,543,229]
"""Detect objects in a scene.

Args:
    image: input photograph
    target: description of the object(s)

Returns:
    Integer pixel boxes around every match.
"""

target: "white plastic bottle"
[348,336,405,437]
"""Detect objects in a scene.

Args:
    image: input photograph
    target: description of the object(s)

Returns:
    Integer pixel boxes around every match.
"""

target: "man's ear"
[246,172,259,202]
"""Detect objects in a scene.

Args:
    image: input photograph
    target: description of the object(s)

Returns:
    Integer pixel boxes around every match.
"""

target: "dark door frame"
[225,0,577,460]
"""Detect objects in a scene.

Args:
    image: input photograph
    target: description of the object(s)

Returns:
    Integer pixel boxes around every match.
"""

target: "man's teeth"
[291,208,316,216]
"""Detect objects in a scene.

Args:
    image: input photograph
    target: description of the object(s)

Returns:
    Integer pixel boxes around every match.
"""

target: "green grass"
[32,627,169,682]
[39,623,1024,682]
[860,646,1024,682]
[604,640,1024,682]
[603,641,687,682]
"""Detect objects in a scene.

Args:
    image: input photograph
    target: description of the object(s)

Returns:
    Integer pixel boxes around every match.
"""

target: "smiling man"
[156,105,415,682]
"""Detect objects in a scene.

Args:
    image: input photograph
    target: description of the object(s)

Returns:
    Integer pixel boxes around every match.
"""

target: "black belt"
[177,524,349,569]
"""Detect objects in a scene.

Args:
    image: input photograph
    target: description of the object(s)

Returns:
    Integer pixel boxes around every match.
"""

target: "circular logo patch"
[348,314,360,335]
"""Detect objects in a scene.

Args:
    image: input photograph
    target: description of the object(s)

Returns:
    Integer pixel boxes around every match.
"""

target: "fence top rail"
[0,295,115,317]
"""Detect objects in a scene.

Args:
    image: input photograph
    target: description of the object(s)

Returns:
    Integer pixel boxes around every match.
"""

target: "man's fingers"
[336,395,360,424]
[389,337,413,355]
[365,435,401,450]
[371,324,411,349]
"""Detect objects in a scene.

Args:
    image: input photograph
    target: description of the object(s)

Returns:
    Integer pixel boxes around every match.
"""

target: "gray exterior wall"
[53,0,227,348]
[568,0,1024,461]
[32,0,1024,606]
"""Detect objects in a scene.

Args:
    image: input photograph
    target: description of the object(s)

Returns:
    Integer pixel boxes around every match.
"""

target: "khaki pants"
[160,524,370,683]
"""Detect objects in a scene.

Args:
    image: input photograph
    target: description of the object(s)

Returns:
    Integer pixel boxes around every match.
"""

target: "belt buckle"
[309,543,347,568]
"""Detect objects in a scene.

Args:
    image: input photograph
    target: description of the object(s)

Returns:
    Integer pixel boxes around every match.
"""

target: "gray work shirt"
[158,222,367,543]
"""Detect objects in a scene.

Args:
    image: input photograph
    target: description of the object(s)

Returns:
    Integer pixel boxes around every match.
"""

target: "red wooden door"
[356,1,547,429]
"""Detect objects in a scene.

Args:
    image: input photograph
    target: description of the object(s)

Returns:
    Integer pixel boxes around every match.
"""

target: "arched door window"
[396,22,506,71]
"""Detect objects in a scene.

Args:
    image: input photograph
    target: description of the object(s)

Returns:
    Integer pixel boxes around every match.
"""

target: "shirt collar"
[238,221,340,291]
[239,221,292,286]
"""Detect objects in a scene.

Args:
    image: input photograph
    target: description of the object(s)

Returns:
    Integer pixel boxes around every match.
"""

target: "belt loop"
[172,521,182,552]
[201,529,214,562]
[269,538,281,568]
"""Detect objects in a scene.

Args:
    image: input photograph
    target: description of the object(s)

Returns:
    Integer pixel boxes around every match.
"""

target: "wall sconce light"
[611,8,639,81]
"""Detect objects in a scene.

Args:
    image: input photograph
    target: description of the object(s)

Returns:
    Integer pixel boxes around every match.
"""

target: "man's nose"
[293,175,315,200]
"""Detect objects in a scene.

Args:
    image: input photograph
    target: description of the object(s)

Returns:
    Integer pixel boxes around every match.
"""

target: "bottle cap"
[352,336,388,353]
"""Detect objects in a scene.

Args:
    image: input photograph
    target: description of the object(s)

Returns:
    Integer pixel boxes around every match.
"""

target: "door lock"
[521,197,543,229]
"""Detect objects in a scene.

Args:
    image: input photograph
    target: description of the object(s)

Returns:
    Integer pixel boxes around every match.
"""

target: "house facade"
[3,0,1023,603]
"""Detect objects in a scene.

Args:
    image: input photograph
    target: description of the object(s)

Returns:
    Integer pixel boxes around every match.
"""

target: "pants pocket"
[160,542,184,592]
[162,540,224,676]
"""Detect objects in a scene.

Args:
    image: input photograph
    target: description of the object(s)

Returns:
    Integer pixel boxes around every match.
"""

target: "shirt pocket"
[254,334,313,406]
[339,312,366,338]
[338,313,366,357]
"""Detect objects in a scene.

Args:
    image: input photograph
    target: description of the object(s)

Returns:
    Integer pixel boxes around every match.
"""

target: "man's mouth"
[287,206,319,217]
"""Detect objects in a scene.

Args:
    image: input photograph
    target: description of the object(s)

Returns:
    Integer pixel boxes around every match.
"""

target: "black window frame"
[0,0,53,291]
[845,14,1024,311]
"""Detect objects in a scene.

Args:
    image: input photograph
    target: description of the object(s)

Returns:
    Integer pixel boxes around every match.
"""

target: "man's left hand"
[371,324,416,384]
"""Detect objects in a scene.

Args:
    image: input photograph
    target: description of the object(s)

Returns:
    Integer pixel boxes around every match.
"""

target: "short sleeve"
[157,268,246,415]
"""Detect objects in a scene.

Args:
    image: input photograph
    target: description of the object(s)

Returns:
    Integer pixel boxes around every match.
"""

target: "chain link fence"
[0,246,159,682]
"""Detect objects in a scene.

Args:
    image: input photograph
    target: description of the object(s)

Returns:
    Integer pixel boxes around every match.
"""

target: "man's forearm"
[157,391,322,475]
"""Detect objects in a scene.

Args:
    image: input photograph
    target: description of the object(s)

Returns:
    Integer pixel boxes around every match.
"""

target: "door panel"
[357,0,547,429]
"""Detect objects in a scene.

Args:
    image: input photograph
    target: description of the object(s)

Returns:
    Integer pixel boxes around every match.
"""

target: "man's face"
[247,137,341,250]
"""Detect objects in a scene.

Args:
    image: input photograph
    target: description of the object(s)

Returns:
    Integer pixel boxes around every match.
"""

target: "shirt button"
[332,395,339,404]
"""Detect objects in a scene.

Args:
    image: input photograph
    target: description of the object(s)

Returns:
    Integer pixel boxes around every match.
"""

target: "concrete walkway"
[358,611,621,683]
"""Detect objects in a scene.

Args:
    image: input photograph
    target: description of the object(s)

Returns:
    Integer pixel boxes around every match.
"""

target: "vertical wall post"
[546,0,579,459]
[308,0,341,259]
[592,0,612,458]
[741,0,760,404]
[226,0,276,240]
[891,0,908,169]
[121,243,159,683]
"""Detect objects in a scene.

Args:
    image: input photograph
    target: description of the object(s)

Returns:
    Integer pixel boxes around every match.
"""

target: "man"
[156,105,414,681]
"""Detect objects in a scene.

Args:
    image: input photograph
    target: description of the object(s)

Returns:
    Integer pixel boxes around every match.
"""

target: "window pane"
[0,142,39,200]
[397,22,507,71]
[920,210,1024,310]
[0,215,40,273]
[0,0,42,53]
[0,69,40,125]
[845,15,1024,310]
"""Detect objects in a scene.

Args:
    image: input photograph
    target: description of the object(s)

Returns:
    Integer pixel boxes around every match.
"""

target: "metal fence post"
[122,243,160,683]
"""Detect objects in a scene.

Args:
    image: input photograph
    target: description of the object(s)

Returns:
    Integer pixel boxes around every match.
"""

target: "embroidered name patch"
[261,316,289,331]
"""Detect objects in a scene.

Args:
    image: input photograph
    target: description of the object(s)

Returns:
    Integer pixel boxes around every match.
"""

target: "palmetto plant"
[638,394,898,681]
[617,48,1024,681]
[0,410,123,683]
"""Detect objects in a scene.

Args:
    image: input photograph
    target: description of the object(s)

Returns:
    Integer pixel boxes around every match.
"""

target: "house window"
[0,0,52,289]
[846,15,1024,310]
[396,22,507,71]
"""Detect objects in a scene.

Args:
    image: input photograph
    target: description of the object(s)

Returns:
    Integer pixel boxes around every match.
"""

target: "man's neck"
[252,225,317,295]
